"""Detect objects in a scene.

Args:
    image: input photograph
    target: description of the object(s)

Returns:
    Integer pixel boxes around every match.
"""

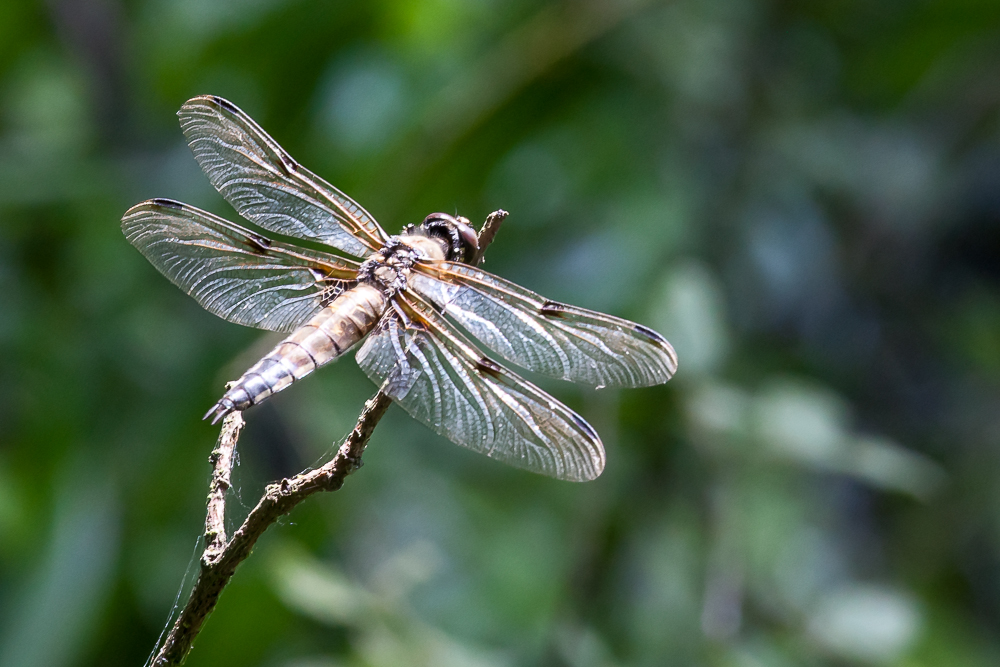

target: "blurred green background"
[2,0,1000,665]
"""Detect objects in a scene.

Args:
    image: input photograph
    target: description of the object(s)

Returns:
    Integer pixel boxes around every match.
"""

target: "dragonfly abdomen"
[205,283,387,423]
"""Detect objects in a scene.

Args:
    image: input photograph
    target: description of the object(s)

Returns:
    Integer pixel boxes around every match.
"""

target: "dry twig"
[149,211,508,665]
[471,209,507,266]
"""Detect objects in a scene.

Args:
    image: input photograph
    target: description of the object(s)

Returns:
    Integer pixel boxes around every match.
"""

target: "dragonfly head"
[418,213,479,264]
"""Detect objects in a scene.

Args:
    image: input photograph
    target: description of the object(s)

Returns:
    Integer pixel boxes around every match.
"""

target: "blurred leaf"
[0,457,119,667]
[270,543,511,667]
[806,584,922,664]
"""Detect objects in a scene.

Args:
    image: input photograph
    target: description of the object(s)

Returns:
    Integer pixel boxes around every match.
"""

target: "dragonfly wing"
[122,199,359,332]
[355,292,605,481]
[410,262,677,388]
[178,95,387,257]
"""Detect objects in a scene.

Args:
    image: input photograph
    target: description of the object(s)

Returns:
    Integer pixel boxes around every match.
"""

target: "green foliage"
[2,0,1000,665]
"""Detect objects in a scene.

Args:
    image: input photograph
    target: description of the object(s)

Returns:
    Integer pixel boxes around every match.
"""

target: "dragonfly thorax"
[358,239,417,294]
[361,213,477,293]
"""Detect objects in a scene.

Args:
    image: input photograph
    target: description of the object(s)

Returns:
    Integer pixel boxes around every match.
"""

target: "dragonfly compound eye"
[421,213,479,263]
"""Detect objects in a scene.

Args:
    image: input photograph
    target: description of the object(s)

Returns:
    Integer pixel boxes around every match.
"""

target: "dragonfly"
[122,95,677,482]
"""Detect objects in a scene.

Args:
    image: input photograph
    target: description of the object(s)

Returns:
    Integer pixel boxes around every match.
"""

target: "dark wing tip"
[178,95,241,119]
[569,413,605,481]
[568,411,601,443]
[120,199,164,229]
[209,95,241,114]
[121,198,188,234]
[150,197,185,210]
[632,323,679,378]
[121,198,168,214]
[632,323,662,342]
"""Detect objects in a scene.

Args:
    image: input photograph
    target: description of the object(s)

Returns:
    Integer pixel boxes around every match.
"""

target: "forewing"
[410,262,677,388]
[122,199,359,332]
[178,95,387,257]
[355,293,605,481]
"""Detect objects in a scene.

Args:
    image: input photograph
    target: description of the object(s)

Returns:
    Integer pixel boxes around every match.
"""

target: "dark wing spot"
[274,152,298,177]
[633,323,668,344]
[211,96,241,115]
[475,357,504,378]
[151,198,184,210]
[244,231,272,254]
[540,300,570,318]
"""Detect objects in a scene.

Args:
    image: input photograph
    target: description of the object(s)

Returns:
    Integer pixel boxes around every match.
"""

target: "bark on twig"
[149,211,507,665]
[204,412,242,560]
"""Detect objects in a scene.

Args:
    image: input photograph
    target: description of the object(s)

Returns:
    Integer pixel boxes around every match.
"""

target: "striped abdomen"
[205,283,387,423]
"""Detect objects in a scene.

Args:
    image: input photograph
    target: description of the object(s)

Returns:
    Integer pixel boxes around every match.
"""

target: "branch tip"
[474,209,508,266]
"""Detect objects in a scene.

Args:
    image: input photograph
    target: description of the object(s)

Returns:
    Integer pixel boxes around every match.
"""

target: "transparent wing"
[122,199,359,332]
[355,292,605,481]
[178,95,388,257]
[409,261,678,388]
